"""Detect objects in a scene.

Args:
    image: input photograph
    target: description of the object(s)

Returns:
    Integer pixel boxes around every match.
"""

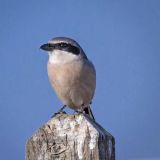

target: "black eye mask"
[40,42,88,59]
[48,42,80,55]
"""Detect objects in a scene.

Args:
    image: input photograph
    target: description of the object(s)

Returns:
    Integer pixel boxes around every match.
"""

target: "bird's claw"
[75,110,84,115]
[51,110,66,118]
[51,105,67,118]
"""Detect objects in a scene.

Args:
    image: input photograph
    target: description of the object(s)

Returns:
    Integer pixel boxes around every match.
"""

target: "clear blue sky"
[0,0,160,159]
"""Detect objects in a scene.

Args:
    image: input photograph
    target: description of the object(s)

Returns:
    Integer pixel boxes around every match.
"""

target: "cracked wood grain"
[26,113,115,160]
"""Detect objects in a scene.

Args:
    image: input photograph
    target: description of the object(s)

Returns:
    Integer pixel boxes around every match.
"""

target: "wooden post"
[26,113,115,160]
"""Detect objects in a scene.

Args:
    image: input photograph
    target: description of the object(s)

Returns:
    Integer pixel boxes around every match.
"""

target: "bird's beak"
[40,43,53,51]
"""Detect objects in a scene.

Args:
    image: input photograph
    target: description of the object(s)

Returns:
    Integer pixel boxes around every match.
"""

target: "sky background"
[0,0,160,159]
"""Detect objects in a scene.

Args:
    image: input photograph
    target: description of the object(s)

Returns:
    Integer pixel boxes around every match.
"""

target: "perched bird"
[40,37,96,120]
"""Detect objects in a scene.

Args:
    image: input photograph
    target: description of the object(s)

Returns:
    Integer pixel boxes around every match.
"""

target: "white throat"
[48,50,79,64]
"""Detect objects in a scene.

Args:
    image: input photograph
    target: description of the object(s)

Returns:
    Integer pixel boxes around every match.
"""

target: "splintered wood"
[26,113,115,160]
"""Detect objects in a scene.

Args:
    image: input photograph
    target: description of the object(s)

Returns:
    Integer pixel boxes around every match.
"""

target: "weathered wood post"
[26,113,115,160]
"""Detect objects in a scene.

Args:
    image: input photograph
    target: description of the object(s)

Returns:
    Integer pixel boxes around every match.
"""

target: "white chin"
[48,50,79,64]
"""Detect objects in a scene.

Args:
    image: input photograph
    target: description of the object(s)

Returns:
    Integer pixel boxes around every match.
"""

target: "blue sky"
[0,0,160,159]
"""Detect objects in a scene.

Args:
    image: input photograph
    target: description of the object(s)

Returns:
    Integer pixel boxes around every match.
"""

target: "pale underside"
[47,58,96,110]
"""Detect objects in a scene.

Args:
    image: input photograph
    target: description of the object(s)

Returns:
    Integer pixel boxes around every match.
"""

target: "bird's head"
[40,37,87,64]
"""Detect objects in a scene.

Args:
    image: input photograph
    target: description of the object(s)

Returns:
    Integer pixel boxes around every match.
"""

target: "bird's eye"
[60,43,67,47]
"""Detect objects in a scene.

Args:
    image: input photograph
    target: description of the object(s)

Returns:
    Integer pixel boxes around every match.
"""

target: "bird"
[40,37,96,120]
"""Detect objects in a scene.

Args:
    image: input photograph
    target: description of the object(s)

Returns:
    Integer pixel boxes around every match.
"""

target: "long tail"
[83,106,95,121]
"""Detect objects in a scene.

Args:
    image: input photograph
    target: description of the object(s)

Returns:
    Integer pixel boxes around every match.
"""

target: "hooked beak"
[40,43,53,51]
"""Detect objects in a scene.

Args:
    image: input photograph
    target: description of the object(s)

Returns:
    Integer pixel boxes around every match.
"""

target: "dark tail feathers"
[83,106,95,121]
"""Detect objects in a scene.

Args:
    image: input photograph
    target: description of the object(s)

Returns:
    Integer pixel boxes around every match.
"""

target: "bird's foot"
[75,109,84,115]
[51,111,67,118]
[51,105,67,118]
